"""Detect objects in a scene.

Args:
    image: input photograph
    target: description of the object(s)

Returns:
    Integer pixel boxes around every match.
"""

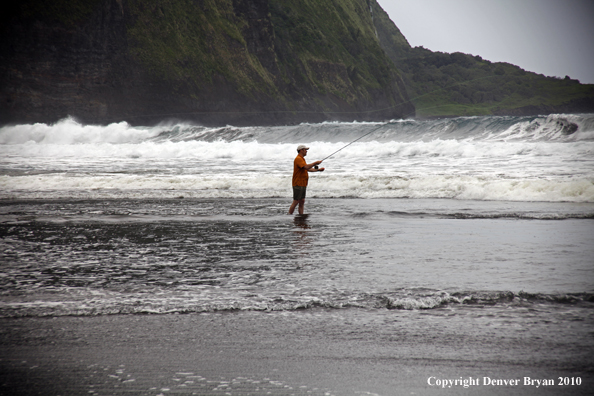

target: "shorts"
[292,186,307,200]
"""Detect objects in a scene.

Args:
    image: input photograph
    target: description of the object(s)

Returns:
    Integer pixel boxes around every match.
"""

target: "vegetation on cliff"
[124,0,412,120]
[267,0,406,111]
[126,0,276,97]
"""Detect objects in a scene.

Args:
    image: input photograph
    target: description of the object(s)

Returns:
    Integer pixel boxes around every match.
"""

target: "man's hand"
[308,160,323,170]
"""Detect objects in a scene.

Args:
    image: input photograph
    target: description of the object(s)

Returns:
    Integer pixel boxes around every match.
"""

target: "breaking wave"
[1,114,593,202]
[1,113,593,145]
[1,289,592,318]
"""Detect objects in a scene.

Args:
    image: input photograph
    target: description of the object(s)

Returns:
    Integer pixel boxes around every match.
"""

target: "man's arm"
[303,160,323,170]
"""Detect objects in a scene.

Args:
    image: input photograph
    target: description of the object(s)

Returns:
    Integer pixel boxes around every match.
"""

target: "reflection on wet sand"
[292,214,313,258]
[293,214,310,229]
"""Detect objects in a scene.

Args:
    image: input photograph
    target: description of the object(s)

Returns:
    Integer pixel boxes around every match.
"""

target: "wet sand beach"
[2,307,593,396]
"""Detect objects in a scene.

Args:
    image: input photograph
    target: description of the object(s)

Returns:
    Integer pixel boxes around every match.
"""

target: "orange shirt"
[292,155,309,187]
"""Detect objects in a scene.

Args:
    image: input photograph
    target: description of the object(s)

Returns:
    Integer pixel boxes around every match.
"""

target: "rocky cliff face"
[0,0,414,126]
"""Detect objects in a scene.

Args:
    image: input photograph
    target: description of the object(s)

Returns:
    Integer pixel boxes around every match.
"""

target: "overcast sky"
[376,0,594,84]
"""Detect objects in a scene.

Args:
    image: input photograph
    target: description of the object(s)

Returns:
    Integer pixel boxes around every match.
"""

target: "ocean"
[1,114,593,395]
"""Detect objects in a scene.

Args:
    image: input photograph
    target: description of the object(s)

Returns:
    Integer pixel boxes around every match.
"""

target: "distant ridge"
[370,0,594,118]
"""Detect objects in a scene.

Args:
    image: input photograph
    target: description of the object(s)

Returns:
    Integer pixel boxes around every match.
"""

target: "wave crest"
[1,290,592,318]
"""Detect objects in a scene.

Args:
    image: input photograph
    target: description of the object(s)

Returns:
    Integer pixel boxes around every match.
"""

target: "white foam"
[2,172,592,202]
[0,139,298,161]
[491,113,594,142]
[0,117,166,145]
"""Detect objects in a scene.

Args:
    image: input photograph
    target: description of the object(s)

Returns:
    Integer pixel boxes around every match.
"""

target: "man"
[289,144,325,215]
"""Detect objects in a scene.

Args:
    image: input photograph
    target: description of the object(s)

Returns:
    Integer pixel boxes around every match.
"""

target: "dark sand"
[1,309,592,396]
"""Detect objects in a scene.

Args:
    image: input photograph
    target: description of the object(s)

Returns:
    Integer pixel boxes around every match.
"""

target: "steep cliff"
[370,1,594,118]
[0,0,414,126]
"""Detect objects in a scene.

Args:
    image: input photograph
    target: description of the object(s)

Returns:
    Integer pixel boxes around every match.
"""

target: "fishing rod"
[313,123,387,168]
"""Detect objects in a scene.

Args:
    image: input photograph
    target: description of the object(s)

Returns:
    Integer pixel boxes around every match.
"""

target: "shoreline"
[2,310,592,396]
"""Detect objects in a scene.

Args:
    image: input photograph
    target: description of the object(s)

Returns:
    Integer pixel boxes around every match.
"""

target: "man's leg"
[288,200,299,214]
[298,199,305,215]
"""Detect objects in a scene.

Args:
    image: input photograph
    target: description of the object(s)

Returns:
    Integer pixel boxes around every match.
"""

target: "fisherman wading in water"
[289,145,325,215]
